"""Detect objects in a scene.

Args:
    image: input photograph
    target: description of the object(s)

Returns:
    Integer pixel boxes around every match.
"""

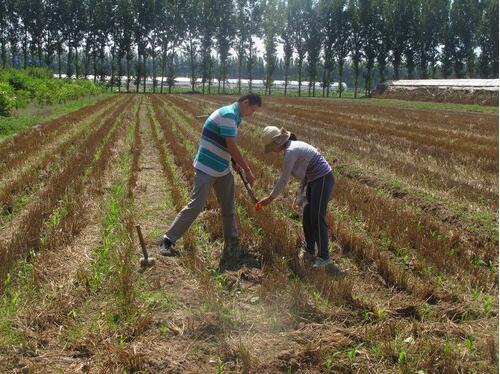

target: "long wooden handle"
[135,225,148,259]
[237,169,258,204]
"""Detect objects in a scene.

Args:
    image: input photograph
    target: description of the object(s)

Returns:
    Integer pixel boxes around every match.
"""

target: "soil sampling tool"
[136,225,156,268]
[235,168,262,211]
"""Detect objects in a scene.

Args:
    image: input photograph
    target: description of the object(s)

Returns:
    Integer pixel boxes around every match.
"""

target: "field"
[0,94,498,372]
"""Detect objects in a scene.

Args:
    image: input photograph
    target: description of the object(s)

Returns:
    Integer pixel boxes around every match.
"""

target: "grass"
[353,96,498,113]
[0,93,112,140]
[130,85,498,113]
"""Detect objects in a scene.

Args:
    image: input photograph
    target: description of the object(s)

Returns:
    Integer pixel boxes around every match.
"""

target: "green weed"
[142,291,176,310]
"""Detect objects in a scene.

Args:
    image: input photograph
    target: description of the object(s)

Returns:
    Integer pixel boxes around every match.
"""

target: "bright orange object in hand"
[255,203,262,211]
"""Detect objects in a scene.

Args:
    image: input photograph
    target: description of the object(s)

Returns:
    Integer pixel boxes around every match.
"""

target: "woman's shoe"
[312,257,332,268]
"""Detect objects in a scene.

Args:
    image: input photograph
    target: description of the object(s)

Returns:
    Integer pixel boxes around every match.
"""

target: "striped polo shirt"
[193,102,241,176]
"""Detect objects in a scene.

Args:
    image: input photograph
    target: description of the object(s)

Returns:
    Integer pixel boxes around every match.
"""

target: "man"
[159,93,261,265]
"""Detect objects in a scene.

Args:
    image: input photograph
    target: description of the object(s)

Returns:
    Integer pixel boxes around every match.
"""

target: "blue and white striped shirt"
[193,102,241,176]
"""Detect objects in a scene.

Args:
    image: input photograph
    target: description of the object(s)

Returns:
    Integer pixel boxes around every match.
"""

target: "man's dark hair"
[238,93,262,106]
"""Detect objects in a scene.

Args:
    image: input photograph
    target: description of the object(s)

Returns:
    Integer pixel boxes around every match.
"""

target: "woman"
[257,126,339,270]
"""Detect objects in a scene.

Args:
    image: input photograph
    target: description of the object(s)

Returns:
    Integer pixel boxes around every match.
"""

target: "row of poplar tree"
[0,0,498,96]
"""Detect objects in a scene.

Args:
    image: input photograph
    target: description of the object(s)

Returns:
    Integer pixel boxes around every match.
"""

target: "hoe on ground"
[136,225,156,268]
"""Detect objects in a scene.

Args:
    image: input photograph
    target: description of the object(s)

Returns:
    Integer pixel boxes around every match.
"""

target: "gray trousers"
[166,169,238,245]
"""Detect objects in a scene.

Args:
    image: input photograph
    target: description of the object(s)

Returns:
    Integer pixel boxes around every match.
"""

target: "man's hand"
[227,138,254,184]
[257,195,273,207]
[231,159,242,173]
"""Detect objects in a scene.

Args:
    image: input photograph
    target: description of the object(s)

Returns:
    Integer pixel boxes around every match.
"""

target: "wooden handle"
[135,225,148,259]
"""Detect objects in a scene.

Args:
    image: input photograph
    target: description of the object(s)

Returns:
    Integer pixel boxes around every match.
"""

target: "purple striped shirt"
[305,153,332,183]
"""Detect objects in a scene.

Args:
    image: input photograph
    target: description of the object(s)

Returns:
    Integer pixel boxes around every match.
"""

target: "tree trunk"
[75,46,79,79]
[152,51,156,93]
[237,56,242,95]
[58,47,62,78]
[284,62,289,96]
[67,38,73,77]
[353,62,359,99]
[118,53,123,92]
[1,42,6,68]
[160,53,166,94]
[110,48,115,93]
[298,59,303,97]
[23,30,28,68]
[126,51,131,92]
[93,47,97,83]
[143,53,146,93]
[338,62,343,98]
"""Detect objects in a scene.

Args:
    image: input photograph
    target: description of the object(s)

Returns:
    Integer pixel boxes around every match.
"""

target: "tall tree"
[262,0,281,95]
[44,0,63,69]
[199,0,216,94]
[403,1,418,78]
[148,0,165,93]
[0,0,7,67]
[332,0,351,97]
[416,0,449,78]
[95,0,113,83]
[159,0,185,93]
[320,0,334,97]
[235,0,248,94]
[246,0,263,91]
[116,0,134,91]
[440,7,454,78]
[18,0,33,68]
[182,0,200,92]
[477,0,499,78]
[280,1,293,96]
[450,0,481,78]
[289,0,309,96]
[360,0,376,95]
[215,0,234,93]
[348,0,363,98]
[388,0,410,79]
[132,0,153,92]
[306,1,321,97]
[373,0,391,83]
[27,0,45,66]
[109,0,121,91]
[66,0,86,78]
[83,0,97,78]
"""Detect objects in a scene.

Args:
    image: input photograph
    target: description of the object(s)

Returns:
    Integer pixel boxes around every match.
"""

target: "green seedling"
[216,358,226,374]
[398,350,406,365]
[421,303,432,318]
[435,274,445,287]
[376,307,385,319]
[324,351,340,372]
[471,288,480,301]
[160,322,170,336]
[347,343,363,364]
[483,295,493,316]
[464,335,474,353]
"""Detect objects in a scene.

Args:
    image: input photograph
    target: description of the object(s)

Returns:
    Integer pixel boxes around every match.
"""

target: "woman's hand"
[257,196,274,207]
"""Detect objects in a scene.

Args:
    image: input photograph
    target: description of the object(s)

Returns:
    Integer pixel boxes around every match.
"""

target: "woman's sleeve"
[270,151,298,198]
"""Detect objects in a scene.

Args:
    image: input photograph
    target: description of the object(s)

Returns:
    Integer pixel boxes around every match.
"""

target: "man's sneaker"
[312,257,332,268]
[159,237,175,256]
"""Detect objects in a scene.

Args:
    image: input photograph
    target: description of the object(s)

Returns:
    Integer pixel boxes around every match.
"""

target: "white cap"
[261,126,291,153]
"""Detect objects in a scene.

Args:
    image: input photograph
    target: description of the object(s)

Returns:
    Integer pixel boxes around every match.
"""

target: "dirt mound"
[373,84,498,106]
